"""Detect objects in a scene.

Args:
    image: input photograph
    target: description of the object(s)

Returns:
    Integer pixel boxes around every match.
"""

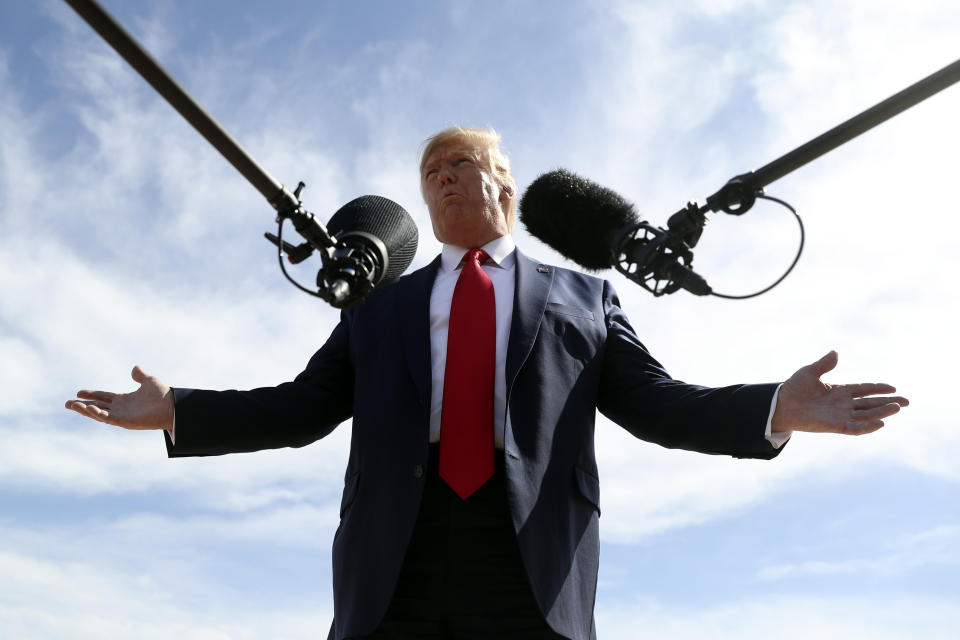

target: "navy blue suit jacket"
[166,249,782,640]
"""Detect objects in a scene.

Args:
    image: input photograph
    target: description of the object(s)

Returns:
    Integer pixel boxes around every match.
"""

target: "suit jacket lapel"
[397,249,551,413]
[505,250,553,394]
[397,256,440,412]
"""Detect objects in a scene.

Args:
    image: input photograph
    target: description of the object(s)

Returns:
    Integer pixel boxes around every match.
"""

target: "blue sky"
[1,1,958,638]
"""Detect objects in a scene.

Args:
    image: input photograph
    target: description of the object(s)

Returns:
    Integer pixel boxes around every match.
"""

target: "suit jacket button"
[413,464,424,479]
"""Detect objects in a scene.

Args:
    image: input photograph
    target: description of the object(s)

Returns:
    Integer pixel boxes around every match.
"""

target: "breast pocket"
[543,303,600,363]
[545,302,595,321]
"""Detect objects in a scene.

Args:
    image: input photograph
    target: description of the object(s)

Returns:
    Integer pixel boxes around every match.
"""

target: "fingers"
[843,419,886,436]
[65,399,114,424]
[853,396,909,410]
[75,389,117,402]
[66,399,110,410]
[131,365,147,383]
[851,402,903,423]
[846,382,899,398]
[808,350,838,377]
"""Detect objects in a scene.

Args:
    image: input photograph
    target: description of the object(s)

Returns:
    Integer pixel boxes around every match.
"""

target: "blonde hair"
[419,126,517,229]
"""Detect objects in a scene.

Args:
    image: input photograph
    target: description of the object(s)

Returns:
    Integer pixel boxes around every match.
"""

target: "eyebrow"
[422,148,481,175]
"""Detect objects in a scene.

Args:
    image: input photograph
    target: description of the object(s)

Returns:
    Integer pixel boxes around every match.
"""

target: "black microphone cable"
[707,193,804,300]
[614,192,805,299]
[274,215,329,301]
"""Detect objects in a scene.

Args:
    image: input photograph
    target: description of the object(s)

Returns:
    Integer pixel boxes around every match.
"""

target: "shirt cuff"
[166,407,176,445]
[765,384,791,449]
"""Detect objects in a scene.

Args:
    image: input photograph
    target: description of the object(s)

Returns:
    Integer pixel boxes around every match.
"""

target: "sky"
[1,0,958,638]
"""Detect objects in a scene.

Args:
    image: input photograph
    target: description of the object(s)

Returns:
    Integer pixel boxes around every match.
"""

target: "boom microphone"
[519,169,712,296]
[518,169,639,271]
[318,195,419,308]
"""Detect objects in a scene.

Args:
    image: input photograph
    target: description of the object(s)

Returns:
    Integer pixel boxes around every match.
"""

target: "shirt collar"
[440,234,516,272]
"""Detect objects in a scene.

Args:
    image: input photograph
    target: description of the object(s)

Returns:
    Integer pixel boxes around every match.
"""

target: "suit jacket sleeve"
[164,312,355,457]
[596,280,782,459]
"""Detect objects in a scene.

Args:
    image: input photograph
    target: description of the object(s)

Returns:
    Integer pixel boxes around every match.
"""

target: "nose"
[438,165,455,185]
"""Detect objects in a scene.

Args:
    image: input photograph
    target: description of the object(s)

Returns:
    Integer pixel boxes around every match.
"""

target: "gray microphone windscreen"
[327,195,419,285]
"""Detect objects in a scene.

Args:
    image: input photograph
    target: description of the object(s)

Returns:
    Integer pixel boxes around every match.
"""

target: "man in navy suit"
[66,127,908,640]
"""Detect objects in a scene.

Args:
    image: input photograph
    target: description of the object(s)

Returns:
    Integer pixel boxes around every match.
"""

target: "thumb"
[131,365,148,384]
[808,350,838,377]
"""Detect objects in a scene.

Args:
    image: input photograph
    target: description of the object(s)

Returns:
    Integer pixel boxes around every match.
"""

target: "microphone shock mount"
[613,192,804,299]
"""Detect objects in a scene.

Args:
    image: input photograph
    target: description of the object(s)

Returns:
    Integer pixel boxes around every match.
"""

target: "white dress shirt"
[429,235,516,448]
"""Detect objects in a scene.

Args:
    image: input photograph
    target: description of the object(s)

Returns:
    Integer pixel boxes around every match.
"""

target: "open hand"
[771,351,909,435]
[65,366,174,430]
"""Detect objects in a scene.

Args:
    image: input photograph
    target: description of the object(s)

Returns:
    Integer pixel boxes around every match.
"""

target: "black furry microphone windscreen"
[519,169,639,271]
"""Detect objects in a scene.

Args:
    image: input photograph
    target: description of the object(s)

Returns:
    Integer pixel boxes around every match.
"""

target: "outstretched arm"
[771,351,909,435]
[65,365,174,430]
[64,314,354,456]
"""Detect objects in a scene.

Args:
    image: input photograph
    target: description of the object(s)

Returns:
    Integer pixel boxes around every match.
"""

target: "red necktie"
[439,248,496,499]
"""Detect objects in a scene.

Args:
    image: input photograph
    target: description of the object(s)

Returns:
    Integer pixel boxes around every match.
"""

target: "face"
[421,142,513,248]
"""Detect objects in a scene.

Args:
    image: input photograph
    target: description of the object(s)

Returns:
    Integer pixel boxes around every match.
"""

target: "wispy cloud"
[757,523,960,581]
[596,593,960,640]
[0,546,331,640]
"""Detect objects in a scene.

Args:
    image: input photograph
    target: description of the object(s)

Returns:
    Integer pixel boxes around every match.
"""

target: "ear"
[499,182,515,203]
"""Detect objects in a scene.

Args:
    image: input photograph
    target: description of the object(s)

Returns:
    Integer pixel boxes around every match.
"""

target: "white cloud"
[596,593,960,640]
[756,523,960,581]
[0,500,339,637]
[0,417,351,510]
[596,421,776,542]
[0,547,331,640]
